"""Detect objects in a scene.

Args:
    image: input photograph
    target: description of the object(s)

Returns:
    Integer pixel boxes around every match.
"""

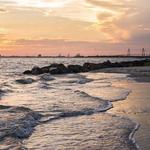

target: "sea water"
[0,57,149,150]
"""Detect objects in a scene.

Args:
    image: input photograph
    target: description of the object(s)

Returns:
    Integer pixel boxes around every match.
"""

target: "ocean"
[0,57,150,150]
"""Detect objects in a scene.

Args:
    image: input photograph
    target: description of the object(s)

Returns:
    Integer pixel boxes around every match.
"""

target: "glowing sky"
[0,0,150,56]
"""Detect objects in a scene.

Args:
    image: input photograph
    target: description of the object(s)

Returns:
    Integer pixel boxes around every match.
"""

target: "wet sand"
[100,67,150,150]
[110,81,150,150]
[98,66,150,82]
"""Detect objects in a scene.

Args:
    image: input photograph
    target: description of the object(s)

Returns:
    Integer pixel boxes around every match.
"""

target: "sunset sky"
[0,0,150,56]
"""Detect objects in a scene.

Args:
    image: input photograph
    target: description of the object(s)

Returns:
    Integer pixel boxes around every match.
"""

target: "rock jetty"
[23,59,150,75]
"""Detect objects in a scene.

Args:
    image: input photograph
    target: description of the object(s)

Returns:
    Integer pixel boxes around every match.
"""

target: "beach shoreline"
[104,67,150,150]
[97,66,150,82]
[0,58,150,149]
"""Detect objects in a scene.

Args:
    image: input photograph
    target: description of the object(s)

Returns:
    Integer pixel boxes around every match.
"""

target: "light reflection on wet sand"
[109,80,150,150]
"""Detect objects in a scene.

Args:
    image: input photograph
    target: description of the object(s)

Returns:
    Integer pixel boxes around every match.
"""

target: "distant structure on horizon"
[126,48,148,57]
[127,48,131,56]
[38,54,42,57]
[142,48,145,56]
[0,48,150,57]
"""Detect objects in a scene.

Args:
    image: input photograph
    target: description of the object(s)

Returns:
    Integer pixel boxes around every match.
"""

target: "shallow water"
[109,81,150,150]
[23,113,138,150]
[0,57,149,149]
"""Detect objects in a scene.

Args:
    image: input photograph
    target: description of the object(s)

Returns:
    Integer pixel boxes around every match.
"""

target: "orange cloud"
[85,0,136,43]
[0,0,149,55]
[0,8,7,12]
[86,0,128,11]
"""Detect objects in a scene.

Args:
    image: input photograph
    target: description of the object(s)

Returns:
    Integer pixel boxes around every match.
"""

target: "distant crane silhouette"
[142,48,145,56]
[127,48,131,56]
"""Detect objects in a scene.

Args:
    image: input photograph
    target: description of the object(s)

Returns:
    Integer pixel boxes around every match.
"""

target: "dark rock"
[133,61,144,66]
[49,64,69,74]
[50,63,62,68]
[112,62,122,67]
[83,63,100,70]
[41,66,51,73]
[67,65,86,73]
[22,59,150,76]
[40,73,55,81]
[23,70,32,75]
[101,60,112,68]
[49,67,60,74]
[16,78,35,84]
[0,105,11,109]
[144,60,150,66]
[31,66,43,75]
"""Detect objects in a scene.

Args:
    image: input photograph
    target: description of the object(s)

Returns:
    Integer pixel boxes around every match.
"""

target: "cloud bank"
[0,0,149,55]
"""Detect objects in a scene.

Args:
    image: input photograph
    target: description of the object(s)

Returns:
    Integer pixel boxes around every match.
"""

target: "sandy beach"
[98,66,150,82]
[98,66,150,150]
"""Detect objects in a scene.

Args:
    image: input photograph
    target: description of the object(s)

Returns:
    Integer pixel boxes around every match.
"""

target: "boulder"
[16,78,35,84]
[131,60,147,66]
[41,66,51,73]
[49,67,60,74]
[50,63,62,68]
[22,59,150,76]
[40,73,55,81]
[67,65,85,73]
[112,62,122,67]
[83,63,100,71]
[31,66,43,75]
[49,64,69,74]
[23,70,32,75]
[101,60,112,68]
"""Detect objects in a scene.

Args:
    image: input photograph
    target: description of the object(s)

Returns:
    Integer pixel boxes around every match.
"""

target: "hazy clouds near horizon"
[0,0,150,56]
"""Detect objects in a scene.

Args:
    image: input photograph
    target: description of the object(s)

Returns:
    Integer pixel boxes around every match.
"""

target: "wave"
[23,113,139,150]
[0,89,112,149]
[57,75,93,85]
[0,105,42,149]
[78,86,131,102]
[0,106,41,138]
[38,90,112,123]
[129,121,140,150]
[0,104,139,150]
